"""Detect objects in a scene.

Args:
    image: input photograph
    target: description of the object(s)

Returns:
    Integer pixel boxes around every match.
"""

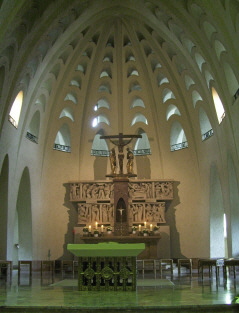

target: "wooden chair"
[137,259,157,279]
[178,258,192,277]
[0,260,12,280]
[18,260,32,283]
[158,259,174,278]
[41,260,55,280]
[61,260,74,278]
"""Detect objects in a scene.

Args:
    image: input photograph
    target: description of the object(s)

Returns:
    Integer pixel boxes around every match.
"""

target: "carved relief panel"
[69,179,173,227]
[128,181,173,201]
[70,182,113,202]
[77,203,114,224]
[129,202,166,224]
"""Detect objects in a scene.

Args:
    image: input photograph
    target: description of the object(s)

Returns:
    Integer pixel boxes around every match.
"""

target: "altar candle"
[89,225,91,232]
[144,221,146,228]
[95,222,98,229]
[150,224,153,231]
[101,225,104,232]
[139,224,141,231]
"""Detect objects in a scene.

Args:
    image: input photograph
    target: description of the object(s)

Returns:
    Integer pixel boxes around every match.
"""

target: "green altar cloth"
[67,242,145,291]
[67,242,145,257]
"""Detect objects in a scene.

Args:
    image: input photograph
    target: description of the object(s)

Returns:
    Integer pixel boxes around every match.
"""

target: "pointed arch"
[131,113,148,126]
[162,88,176,103]
[210,164,225,257]
[92,114,110,128]
[228,155,239,257]
[64,92,77,104]
[157,72,169,86]
[170,121,188,151]
[199,107,214,140]
[131,97,145,109]
[166,104,181,120]
[94,98,110,111]
[223,62,239,97]
[35,94,47,111]
[59,107,74,121]
[134,129,151,155]
[16,167,33,260]
[91,130,109,156]
[0,155,9,259]
[192,90,203,108]
[211,87,225,124]
[53,123,71,152]
[9,90,24,128]
[26,110,40,143]
[129,81,142,92]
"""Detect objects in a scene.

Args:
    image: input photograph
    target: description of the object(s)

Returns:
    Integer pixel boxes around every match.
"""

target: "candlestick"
[101,225,104,232]
[150,224,153,231]
[89,225,91,232]
[144,221,146,228]
[139,224,141,231]
[95,222,98,229]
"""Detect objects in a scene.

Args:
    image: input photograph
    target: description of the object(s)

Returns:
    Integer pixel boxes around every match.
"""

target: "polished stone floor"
[0,266,239,312]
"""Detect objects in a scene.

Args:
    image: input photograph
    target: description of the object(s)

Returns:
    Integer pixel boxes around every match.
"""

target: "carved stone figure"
[109,148,117,174]
[126,148,134,174]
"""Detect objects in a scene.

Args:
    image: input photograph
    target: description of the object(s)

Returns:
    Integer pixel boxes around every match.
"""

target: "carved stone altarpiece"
[69,179,173,230]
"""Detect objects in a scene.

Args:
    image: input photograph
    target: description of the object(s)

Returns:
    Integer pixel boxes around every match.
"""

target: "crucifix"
[100,133,142,176]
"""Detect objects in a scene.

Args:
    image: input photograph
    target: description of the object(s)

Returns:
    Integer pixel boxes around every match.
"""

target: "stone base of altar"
[78,256,137,291]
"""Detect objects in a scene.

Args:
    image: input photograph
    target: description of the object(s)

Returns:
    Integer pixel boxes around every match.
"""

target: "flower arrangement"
[153,226,160,232]
[83,227,89,233]
[94,229,99,234]
[132,226,137,232]
[143,228,149,234]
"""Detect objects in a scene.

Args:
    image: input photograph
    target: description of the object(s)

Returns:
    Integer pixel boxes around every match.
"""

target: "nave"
[0,261,239,313]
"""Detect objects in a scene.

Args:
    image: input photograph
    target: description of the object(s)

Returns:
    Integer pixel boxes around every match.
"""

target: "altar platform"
[0,264,239,312]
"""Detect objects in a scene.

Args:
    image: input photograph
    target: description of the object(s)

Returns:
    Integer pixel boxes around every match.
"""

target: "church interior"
[1,0,239,312]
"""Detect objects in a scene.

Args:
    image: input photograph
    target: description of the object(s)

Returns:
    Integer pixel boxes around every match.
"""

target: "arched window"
[70,77,81,88]
[91,131,109,156]
[26,111,40,143]
[64,92,77,104]
[134,130,151,155]
[192,90,203,108]
[94,99,110,111]
[166,104,181,120]
[199,107,214,140]
[98,83,111,93]
[59,107,74,121]
[53,124,71,152]
[131,113,148,126]
[170,121,188,151]
[162,88,176,103]
[211,87,225,124]
[157,73,169,86]
[92,114,110,128]
[131,97,145,109]
[9,91,23,128]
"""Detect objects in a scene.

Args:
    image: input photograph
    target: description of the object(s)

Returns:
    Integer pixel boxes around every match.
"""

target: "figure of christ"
[118,145,124,175]
[100,133,142,176]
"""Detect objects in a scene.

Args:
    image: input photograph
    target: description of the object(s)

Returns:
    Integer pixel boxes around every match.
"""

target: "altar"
[67,242,145,291]
[67,133,174,265]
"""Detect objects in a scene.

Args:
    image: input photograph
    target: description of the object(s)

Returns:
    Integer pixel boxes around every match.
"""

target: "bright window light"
[212,87,225,124]
[9,91,23,128]
[224,213,227,238]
